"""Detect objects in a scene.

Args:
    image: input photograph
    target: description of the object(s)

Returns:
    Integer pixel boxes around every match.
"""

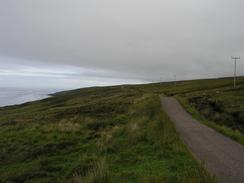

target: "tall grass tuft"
[73,159,110,183]
[96,126,121,153]
[178,162,218,183]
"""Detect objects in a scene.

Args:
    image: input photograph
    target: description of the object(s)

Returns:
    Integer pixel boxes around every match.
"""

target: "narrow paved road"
[161,97,244,183]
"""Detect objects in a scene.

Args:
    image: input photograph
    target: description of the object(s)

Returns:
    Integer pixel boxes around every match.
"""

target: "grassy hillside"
[0,84,216,183]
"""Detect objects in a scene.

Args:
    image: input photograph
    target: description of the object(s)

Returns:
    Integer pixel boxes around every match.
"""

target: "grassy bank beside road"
[157,76,244,145]
[176,93,244,145]
[0,85,215,182]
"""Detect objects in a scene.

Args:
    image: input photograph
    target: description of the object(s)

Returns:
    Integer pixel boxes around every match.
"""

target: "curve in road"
[161,97,244,183]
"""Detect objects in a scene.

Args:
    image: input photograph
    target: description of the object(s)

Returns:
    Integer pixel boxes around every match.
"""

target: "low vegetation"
[0,84,217,182]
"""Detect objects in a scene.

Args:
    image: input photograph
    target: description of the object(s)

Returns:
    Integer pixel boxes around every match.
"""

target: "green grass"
[0,85,216,183]
[3,76,244,182]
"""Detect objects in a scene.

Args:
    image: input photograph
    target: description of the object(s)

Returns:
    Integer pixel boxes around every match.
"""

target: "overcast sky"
[0,0,243,89]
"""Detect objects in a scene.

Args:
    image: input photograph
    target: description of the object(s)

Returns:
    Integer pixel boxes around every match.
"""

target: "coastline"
[0,88,59,108]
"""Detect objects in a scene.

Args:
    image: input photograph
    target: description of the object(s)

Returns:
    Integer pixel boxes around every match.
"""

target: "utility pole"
[232,56,240,88]
[174,75,176,87]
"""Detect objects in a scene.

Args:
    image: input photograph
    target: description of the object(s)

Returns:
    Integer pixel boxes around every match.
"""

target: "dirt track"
[161,97,244,183]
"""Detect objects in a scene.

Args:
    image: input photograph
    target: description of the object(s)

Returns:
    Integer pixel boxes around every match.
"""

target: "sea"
[0,88,61,107]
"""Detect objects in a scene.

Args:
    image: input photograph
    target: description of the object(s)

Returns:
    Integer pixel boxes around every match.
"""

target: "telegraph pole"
[232,56,240,88]
[174,75,176,87]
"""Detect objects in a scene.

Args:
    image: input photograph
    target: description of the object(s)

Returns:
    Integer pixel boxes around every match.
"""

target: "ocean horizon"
[0,88,61,107]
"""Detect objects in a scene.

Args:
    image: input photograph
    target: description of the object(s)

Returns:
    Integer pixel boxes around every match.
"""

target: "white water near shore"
[0,88,61,107]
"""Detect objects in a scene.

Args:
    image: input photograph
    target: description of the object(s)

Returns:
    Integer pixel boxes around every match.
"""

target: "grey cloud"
[0,0,244,85]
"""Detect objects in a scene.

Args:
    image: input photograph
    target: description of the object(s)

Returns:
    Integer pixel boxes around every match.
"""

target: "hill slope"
[0,83,218,183]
